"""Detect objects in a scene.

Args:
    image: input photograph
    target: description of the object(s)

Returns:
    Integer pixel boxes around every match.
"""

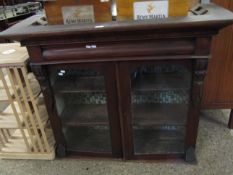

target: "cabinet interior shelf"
[64,126,111,153]
[61,104,108,126]
[53,74,190,94]
[132,74,191,92]
[133,104,188,126]
[60,104,188,127]
[53,76,105,93]
[134,123,186,155]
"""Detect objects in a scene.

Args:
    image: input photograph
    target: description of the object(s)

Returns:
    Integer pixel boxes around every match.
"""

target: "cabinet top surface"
[1,3,233,41]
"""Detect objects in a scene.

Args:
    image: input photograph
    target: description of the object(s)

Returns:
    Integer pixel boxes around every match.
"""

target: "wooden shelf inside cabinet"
[133,104,189,126]
[132,74,191,92]
[61,103,188,127]
[64,126,111,153]
[61,104,108,126]
[134,126,186,141]
[134,127,186,154]
[134,140,185,155]
[53,76,105,93]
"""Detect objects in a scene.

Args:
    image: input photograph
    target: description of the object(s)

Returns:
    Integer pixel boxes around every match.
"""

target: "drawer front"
[41,39,196,62]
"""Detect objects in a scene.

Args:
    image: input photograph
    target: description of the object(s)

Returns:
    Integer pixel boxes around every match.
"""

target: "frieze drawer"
[41,39,195,62]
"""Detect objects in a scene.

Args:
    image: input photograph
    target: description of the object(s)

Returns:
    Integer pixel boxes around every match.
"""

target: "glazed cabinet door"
[118,60,194,160]
[48,63,122,158]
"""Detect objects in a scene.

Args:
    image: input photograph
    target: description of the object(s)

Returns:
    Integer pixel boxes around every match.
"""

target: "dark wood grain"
[104,63,123,158]
[203,0,233,109]
[118,62,134,160]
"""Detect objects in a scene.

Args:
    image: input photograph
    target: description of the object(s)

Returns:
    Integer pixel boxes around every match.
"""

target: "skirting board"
[0,150,55,160]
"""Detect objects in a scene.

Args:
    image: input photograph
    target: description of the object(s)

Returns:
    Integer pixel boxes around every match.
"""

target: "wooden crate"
[116,0,189,21]
[44,0,112,25]
[0,43,55,160]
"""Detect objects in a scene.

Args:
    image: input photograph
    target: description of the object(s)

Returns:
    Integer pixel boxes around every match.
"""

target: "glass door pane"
[131,63,191,155]
[49,67,111,153]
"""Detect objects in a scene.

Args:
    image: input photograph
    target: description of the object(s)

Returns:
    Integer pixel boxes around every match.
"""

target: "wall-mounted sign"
[62,5,95,25]
[134,1,168,20]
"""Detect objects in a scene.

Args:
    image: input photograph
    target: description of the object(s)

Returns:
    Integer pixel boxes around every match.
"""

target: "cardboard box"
[116,0,189,21]
[44,0,112,25]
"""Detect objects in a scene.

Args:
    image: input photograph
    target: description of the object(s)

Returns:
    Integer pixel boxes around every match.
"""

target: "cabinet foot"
[185,147,197,164]
[56,144,66,158]
[228,110,233,129]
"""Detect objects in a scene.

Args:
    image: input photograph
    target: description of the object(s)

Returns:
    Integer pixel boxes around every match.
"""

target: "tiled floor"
[0,110,232,175]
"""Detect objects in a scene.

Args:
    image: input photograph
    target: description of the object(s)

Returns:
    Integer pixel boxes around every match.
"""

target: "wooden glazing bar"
[13,67,44,153]
[0,69,31,151]
[6,68,39,153]
[21,68,50,153]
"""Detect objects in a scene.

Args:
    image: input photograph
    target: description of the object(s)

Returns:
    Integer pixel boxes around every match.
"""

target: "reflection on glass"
[131,64,191,154]
[50,68,111,153]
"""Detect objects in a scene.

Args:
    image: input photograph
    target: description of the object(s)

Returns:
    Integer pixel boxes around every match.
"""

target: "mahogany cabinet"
[1,4,233,162]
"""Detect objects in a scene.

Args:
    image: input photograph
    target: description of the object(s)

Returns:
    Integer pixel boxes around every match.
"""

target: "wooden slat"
[6,69,39,152]
[0,71,15,101]
[13,67,43,153]
[0,129,7,144]
[3,130,10,141]
[21,68,50,153]
[0,150,55,160]
[0,69,31,151]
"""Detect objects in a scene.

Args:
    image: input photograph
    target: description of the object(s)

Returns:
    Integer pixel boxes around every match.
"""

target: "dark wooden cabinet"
[1,4,233,162]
